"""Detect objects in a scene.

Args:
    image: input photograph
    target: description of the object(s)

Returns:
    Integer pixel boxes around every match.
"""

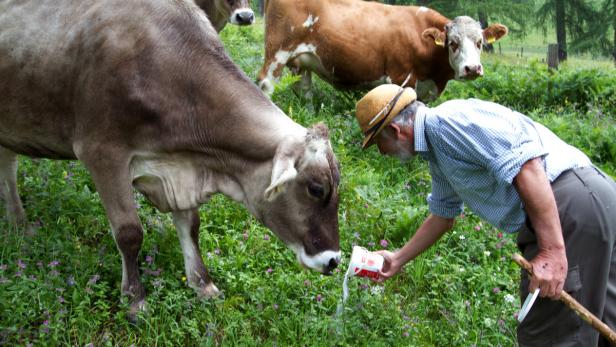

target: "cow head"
[258,123,341,275]
[219,0,254,26]
[422,16,508,80]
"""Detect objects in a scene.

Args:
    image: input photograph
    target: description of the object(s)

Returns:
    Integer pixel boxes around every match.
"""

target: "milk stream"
[335,265,353,317]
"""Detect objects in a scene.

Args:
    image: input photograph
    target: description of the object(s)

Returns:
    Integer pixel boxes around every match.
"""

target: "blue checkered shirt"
[414,99,591,233]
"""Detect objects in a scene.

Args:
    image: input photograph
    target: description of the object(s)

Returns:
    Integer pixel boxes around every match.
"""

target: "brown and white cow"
[0,0,339,317]
[257,0,508,101]
[196,0,255,32]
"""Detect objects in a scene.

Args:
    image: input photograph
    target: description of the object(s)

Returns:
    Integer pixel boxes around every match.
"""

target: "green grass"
[1,18,614,347]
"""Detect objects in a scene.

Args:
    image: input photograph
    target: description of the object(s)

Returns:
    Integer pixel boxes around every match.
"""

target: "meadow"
[1,19,615,346]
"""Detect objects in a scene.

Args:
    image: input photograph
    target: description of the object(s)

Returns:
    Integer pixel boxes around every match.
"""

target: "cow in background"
[197,0,255,32]
[257,0,507,101]
[0,0,339,319]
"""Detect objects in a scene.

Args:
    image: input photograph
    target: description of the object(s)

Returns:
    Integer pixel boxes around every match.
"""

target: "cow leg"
[415,79,439,102]
[257,51,288,96]
[77,148,146,319]
[298,68,313,110]
[172,209,220,298]
[0,146,29,230]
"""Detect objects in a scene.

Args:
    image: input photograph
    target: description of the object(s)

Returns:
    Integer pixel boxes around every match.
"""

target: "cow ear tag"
[434,38,445,47]
[487,36,496,44]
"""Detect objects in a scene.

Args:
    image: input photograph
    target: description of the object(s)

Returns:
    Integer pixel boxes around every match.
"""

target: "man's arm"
[375,214,454,281]
[513,157,567,299]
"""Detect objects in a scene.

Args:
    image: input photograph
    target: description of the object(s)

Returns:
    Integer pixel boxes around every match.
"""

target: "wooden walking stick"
[512,253,616,344]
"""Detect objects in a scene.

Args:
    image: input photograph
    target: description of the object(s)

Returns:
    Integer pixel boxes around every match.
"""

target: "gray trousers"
[517,166,616,347]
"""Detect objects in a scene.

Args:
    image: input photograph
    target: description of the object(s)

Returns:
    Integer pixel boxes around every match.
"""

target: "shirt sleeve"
[435,103,548,184]
[426,161,464,218]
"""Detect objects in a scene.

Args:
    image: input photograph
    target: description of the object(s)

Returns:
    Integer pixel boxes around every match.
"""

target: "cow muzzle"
[230,9,255,26]
[461,64,483,79]
[292,246,342,275]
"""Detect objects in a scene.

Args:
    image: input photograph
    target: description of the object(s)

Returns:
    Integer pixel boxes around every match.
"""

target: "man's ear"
[389,123,404,140]
[422,27,446,47]
[264,136,303,201]
[483,24,508,44]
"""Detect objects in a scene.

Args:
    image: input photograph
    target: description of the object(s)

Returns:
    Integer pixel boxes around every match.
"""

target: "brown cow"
[257,0,508,101]
[0,0,339,318]
[196,0,255,32]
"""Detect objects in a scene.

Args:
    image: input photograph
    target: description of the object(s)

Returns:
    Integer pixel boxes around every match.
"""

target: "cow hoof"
[196,282,221,299]
[127,299,148,324]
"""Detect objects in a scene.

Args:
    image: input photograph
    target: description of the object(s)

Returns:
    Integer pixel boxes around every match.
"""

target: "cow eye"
[476,40,482,49]
[307,183,325,199]
[450,41,459,52]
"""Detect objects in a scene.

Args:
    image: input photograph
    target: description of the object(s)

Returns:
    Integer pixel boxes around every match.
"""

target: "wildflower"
[144,268,162,276]
[474,224,482,231]
[353,232,360,239]
[316,294,323,302]
[0,264,7,271]
[273,304,279,310]
[67,276,75,286]
[370,286,384,295]
[484,251,491,257]
[379,239,388,248]
[58,296,65,303]
[263,234,270,241]
[0,277,8,284]
[498,319,505,327]
[266,268,273,274]
[242,231,249,240]
[359,284,369,290]
[17,259,26,269]
[152,279,164,288]
[495,241,504,249]
[492,287,501,294]
[37,261,43,268]
[504,294,516,304]
[88,274,100,285]
[84,343,94,347]
[460,213,466,218]
[49,270,59,277]
[459,235,465,240]
[48,260,60,267]
[29,275,37,281]
[402,331,409,337]
[303,279,311,286]
[497,232,503,239]
[368,241,375,248]
[181,276,187,282]
[15,271,22,277]
[145,255,154,265]
[214,248,221,255]
[363,203,369,209]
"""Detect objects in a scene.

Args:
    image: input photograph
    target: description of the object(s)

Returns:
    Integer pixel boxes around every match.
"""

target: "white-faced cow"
[196,0,255,32]
[257,0,508,101]
[0,0,340,318]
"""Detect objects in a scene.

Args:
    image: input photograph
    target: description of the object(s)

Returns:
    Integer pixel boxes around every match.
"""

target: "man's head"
[355,84,418,160]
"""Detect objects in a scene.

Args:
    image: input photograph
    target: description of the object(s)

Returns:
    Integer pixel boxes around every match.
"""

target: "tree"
[536,0,597,61]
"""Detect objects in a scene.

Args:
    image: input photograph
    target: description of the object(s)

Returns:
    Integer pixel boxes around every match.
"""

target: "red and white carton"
[349,246,384,280]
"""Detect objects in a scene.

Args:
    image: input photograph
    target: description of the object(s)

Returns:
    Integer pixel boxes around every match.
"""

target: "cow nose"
[463,65,483,78]
[327,256,340,271]
[236,11,254,24]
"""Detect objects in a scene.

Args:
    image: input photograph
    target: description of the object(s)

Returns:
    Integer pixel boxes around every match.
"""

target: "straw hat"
[355,84,417,148]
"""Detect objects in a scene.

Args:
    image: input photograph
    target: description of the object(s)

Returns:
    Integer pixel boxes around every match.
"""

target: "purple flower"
[272,304,279,310]
[214,249,220,255]
[43,320,49,326]
[303,279,311,287]
[17,259,26,269]
[145,255,154,265]
[37,261,43,268]
[368,241,375,248]
[474,225,482,231]
[67,276,75,286]
[84,343,94,347]
[49,270,59,277]
[403,315,410,321]
[58,296,65,303]
[402,331,409,337]
[48,260,60,267]
[29,275,37,281]
[363,203,369,209]
[263,234,270,241]
[0,264,7,271]
[498,319,505,327]
[492,287,501,294]
[0,277,8,284]
[266,268,273,274]
[353,232,360,239]
[379,239,388,248]
[242,231,249,240]
[144,268,162,276]
[88,274,100,285]
[359,284,369,290]
[316,294,323,302]
[152,279,164,288]
[15,271,22,277]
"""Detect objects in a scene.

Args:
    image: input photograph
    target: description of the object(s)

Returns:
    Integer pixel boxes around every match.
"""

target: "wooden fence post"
[548,44,559,70]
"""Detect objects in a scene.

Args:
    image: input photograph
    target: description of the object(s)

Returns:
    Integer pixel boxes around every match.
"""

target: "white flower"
[484,251,491,257]
[370,285,384,295]
[504,294,516,304]
[459,235,466,240]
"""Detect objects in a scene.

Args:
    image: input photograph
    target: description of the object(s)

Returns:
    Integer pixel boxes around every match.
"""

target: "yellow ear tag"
[487,37,496,44]
[435,38,445,47]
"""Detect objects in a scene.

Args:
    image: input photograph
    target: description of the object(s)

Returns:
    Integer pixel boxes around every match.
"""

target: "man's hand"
[374,250,402,282]
[529,247,567,299]
[514,158,568,300]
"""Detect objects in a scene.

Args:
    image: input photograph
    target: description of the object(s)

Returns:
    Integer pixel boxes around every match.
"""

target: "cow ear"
[483,24,508,44]
[264,136,303,201]
[422,27,445,47]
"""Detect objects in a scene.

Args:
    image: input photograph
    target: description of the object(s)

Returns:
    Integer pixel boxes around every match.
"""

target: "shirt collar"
[414,104,429,153]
